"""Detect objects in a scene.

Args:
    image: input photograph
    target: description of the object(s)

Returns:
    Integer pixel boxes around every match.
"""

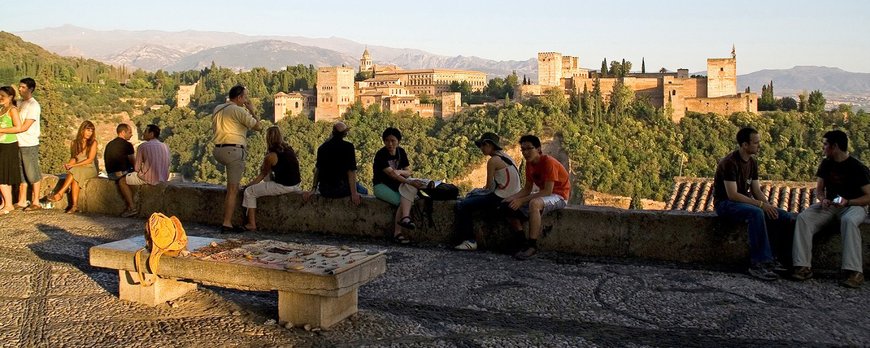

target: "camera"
[833,196,844,205]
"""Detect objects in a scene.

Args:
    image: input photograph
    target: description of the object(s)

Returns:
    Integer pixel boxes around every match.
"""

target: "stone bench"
[89,236,387,328]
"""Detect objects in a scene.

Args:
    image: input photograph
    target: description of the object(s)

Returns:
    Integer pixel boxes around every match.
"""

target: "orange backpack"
[134,213,188,287]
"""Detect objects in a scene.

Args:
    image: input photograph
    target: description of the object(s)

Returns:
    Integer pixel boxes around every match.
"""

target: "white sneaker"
[454,240,477,251]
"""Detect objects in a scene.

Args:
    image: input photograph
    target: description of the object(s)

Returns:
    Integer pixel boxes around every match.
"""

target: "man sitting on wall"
[119,124,170,217]
[303,121,367,205]
[104,123,135,181]
[713,127,793,281]
[502,135,571,260]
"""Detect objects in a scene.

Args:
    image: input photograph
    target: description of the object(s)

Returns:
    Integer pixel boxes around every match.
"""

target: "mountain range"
[13,26,870,106]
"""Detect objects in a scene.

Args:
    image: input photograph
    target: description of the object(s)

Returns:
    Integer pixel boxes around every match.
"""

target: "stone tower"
[706,47,737,98]
[537,52,562,87]
[315,66,356,121]
[360,47,373,73]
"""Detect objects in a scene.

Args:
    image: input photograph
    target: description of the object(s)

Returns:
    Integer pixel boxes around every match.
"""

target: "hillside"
[164,40,357,71]
[738,66,870,95]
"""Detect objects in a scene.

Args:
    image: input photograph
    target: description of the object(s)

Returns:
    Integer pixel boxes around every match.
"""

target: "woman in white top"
[453,132,522,251]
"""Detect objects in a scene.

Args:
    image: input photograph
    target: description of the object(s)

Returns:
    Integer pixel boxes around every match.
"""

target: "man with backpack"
[503,135,571,260]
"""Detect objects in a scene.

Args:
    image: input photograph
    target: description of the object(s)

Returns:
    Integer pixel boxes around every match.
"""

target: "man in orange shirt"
[503,135,571,260]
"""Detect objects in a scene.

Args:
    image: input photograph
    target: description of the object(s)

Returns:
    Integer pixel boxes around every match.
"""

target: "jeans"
[454,192,503,241]
[715,200,793,265]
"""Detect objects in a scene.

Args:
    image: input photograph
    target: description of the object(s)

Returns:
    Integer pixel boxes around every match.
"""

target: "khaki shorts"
[517,194,567,217]
[124,172,147,186]
[213,146,247,185]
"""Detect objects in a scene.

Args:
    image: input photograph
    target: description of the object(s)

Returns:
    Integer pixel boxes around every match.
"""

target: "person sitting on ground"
[713,127,793,281]
[241,126,301,231]
[119,124,170,217]
[0,86,23,214]
[502,135,571,260]
[454,132,522,251]
[104,123,134,181]
[372,127,427,243]
[792,130,870,288]
[46,121,98,214]
[303,121,367,205]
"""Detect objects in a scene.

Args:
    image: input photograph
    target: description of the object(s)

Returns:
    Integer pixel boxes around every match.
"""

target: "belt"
[215,144,245,149]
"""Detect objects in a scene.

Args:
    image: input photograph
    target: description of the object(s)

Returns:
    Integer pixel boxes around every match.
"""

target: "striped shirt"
[135,139,170,185]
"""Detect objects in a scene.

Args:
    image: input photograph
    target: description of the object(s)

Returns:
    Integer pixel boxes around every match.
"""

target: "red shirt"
[525,155,571,200]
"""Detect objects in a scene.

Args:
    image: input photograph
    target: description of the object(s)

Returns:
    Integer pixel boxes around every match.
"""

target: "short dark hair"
[19,77,36,91]
[519,134,541,148]
[736,127,758,146]
[228,85,246,100]
[146,124,160,139]
[824,130,848,151]
[382,127,402,141]
[116,123,131,134]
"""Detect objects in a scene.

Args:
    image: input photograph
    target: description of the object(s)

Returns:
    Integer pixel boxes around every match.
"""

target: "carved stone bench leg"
[118,270,197,306]
[278,288,358,328]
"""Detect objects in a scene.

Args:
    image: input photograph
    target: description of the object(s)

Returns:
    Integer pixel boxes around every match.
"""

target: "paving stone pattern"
[1,210,868,347]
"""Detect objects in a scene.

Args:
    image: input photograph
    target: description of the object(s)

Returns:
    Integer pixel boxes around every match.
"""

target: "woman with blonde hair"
[0,86,23,214]
[46,121,98,213]
[240,126,301,231]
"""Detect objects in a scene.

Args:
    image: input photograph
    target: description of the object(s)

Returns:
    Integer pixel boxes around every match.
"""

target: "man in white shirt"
[16,78,42,211]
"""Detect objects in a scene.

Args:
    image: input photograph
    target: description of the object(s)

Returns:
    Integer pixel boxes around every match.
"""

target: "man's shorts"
[19,145,42,184]
[513,194,568,218]
[213,146,247,185]
[107,171,130,181]
[124,172,147,186]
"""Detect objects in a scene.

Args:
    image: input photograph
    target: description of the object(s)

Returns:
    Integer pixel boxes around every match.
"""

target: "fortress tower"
[315,66,356,121]
[360,47,373,73]
[537,52,562,87]
[706,46,737,98]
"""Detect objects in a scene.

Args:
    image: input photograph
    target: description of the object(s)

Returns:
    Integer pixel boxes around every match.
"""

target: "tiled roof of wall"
[667,177,817,213]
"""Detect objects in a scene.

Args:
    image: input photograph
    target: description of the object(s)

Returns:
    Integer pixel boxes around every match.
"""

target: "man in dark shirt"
[713,127,792,281]
[792,130,870,288]
[104,123,135,181]
[303,122,367,205]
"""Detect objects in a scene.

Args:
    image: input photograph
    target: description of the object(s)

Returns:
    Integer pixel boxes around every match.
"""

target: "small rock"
[264,319,276,326]
[232,311,241,316]
[284,322,294,329]
[311,327,321,332]
[180,250,191,257]
[168,301,179,308]
[303,324,312,331]
[210,241,218,247]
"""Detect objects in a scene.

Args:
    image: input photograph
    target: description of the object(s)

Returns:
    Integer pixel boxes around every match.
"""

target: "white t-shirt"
[17,97,41,147]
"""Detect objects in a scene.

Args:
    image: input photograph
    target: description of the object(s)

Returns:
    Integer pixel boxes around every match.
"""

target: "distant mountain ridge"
[738,66,870,96]
[164,40,358,72]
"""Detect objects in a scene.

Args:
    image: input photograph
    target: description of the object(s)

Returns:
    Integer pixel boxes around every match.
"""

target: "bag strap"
[134,248,157,287]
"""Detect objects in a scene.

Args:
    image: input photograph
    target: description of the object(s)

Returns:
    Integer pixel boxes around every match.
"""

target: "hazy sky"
[8,0,870,73]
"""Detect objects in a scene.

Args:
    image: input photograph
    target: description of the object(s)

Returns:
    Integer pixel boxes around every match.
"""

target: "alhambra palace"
[177,48,757,123]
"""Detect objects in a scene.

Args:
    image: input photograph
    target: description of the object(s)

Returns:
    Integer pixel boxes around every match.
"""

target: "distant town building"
[359,47,373,73]
[274,90,315,122]
[176,82,198,108]
[521,47,757,122]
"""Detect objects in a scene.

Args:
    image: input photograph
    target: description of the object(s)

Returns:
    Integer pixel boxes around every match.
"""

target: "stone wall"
[64,177,870,271]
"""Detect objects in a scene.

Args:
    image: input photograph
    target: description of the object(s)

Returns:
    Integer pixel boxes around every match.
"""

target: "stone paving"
[1,210,868,347]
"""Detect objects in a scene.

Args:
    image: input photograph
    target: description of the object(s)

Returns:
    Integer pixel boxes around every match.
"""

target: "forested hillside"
[2,32,867,205]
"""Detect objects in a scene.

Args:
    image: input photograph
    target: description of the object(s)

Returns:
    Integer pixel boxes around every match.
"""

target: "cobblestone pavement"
[1,210,868,347]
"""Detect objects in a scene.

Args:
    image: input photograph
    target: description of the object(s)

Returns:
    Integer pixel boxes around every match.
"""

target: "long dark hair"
[71,121,96,157]
[266,126,294,155]
[0,86,17,107]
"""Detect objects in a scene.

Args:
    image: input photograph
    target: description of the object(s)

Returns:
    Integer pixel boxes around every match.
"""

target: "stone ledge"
[71,177,869,271]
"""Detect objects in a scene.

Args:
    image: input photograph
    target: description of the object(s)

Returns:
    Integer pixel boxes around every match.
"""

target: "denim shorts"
[19,145,42,184]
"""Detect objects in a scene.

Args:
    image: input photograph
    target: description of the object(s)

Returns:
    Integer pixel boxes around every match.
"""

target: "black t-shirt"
[272,147,301,187]
[104,137,134,174]
[315,137,357,193]
[713,150,758,204]
[372,147,409,191]
[816,156,870,200]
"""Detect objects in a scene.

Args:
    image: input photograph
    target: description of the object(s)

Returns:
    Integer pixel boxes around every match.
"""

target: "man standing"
[303,121,367,206]
[104,123,135,181]
[713,127,793,281]
[503,135,571,260]
[119,125,170,217]
[212,85,263,232]
[16,78,42,211]
[792,130,870,288]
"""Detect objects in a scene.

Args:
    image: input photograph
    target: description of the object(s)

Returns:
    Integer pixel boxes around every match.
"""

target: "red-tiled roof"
[667,177,817,213]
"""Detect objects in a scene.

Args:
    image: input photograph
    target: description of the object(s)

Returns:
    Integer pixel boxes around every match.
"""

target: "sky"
[7,0,870,73]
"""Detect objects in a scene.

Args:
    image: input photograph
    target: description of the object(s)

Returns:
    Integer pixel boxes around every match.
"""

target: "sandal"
[64,205,78,214]
[46,193,62,202]
[397,216,416,230]
[220,225,245,233]
[393,233,411,244]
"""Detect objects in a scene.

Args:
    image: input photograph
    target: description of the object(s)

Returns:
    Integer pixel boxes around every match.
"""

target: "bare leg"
[119,178,134,210]
[245,207,257,230]
[527,198,544,240]
[69,180,80,211]
[393,206,403,236]
[16,183,29,207]
[30,181,40,206]
[50,174,75,201]
[222,183,240,227]
[0,185,13,212]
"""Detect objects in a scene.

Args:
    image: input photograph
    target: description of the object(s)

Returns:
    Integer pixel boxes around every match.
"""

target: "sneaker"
[748,263,778,281]
[454,240,477,251]
[766,260,788,273]
[791,267,813,281]
[120,208,138,218]
[513,247,538,261]
[841,272,864,288]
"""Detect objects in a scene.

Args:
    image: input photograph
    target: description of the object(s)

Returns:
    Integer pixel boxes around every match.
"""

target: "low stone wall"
[61,177,870,271]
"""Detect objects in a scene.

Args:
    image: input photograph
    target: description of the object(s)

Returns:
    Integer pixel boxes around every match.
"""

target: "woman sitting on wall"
[46,120,98,214]
[0,86,23,214]
[372,127,427,244]
[240,126,302,232]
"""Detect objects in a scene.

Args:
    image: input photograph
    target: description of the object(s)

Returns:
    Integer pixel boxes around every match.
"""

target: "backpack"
[417,182,459,227]
[134,213,188,287]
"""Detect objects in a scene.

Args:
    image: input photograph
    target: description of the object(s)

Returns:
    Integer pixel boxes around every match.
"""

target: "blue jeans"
[715,200,793,264]
[454,192,503,241]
